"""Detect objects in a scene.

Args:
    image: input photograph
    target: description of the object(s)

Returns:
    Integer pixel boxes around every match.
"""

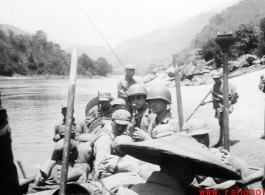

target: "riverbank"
[0,74,107,80]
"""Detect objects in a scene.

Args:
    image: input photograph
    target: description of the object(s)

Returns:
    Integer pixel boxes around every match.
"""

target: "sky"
[0,0,238,48]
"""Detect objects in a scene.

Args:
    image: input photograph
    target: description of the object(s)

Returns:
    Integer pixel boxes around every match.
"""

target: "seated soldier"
[85,92,113,129]
[53,104,86,142]
[127,84,155,141]
[111,98,126,113]
[182,119,252,191]
[132,86,178,141]
[31,139,92,193]
[93,109,131,180]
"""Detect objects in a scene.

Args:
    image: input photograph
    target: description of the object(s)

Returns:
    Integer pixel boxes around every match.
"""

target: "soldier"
[117,64,140,112]
[85,92,113,129]
[0,107,20,195]
[116,134,240,195]
[32,139,92,190]
[53,104,86,142]
[127,84,155,141]
[183,120,252,191]
[111,98,126,113]
[93,109,131,180]
[134,86,178,140]
[200,71,237,147]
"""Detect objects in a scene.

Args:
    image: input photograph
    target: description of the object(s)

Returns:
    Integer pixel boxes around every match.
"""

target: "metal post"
[59,47,78,195]
[215,33,235,151]
[173,55,184,131]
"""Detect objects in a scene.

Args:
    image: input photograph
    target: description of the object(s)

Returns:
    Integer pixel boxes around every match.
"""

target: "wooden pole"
[222,51,230,151]
[186,91,211,122]
[173,55,184,131]
[59,47,78,195]
[215,33,235,151]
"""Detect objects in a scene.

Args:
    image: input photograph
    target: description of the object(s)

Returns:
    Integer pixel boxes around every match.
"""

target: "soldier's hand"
[34,173,45,186]
[53,134,61,142]
[200,102,206,106]
[133,127,151,141]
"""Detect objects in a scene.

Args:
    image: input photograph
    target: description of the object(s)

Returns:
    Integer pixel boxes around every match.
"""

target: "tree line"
[201,17,265,68]
[0,29,112,77]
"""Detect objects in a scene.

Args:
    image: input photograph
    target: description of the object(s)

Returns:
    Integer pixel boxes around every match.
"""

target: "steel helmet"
[146,86,171,104]
[128,84,147,98]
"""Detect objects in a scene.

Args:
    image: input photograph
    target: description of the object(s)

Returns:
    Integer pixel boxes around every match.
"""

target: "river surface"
[1,76,213,178]
[1,77,126,177]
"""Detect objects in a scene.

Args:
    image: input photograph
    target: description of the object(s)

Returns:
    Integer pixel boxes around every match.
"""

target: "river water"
[1,76,214,178]
[1,77,124,177]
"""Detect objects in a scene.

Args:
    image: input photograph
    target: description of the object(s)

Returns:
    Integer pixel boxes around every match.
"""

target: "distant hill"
[108,1,238,75]
[192,0,265,48]
[0,24,29,36]
[64,45,109,60]
[108,12,218,75]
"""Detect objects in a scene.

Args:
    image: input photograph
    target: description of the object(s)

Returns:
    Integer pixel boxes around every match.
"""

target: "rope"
[74,0,125,69]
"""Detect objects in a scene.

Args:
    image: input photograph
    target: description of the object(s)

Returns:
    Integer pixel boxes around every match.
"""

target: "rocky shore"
[142,50,265,87]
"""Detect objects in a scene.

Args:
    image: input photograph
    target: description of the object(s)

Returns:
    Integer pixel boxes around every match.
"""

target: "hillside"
[64,45,109,61]
[0,24,29,36]
[193,0,265,48]
[109,12,216,75]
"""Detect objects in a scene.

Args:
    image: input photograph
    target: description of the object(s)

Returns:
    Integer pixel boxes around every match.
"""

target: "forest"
[0,29,112,77]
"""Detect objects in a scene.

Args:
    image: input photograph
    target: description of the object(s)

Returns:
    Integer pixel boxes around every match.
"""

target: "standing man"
[133,86,178,141]
[53,104,85,142]
[201,71,237,147]
[127,84,155,141]
[117,64,140,112]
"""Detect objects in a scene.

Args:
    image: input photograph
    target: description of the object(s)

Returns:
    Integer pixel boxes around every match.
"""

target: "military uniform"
[117,76,139,111]
[54,118,86,141]
[92,110,131,180]
[212,80,234,121]
[148,111,178,139]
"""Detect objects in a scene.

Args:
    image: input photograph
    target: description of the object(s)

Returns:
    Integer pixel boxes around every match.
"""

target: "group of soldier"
[1,64,265,195]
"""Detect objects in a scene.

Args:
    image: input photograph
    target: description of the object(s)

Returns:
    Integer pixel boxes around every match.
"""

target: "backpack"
[259,75,265,93]
[230,83,239,105]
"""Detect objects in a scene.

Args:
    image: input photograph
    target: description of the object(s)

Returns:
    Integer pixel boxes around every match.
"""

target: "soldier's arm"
[117,81,128,99]
[53,125,60,142]
[94,136,113,173]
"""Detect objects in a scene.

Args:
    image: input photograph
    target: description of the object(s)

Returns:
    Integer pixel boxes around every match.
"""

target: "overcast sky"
[0,0,237,47]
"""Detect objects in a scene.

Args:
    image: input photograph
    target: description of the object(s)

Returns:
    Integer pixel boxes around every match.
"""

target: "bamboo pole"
[215,33,235,151]
[186,91,211,122]
[59,47,78,195]
[173,55,184,131]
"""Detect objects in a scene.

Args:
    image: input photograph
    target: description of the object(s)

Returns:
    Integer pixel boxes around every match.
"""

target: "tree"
[201,39,222,68]
[233,23,259,57]
[94,57,112,76]
[78,53,94,75]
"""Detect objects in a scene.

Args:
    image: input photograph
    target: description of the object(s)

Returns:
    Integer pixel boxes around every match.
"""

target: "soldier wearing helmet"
[117,64,141,112]
[137,86,179,140]
[127,84,155,141]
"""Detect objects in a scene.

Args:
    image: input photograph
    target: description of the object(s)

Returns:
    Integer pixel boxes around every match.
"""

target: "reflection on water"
[1,78,120,176]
